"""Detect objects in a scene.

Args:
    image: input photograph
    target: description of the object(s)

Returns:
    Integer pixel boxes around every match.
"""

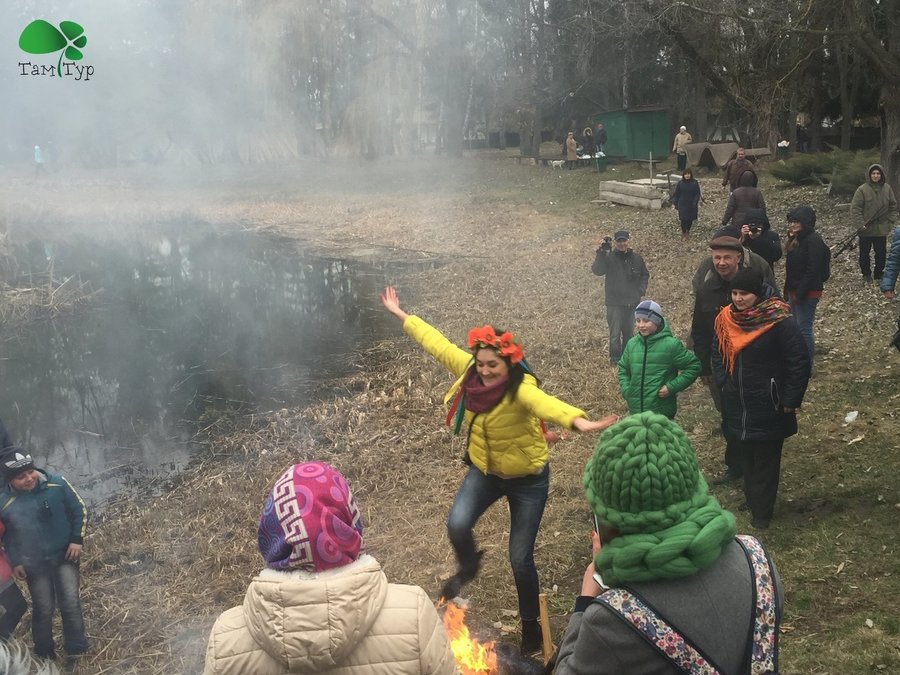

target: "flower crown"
[466,325,524,364]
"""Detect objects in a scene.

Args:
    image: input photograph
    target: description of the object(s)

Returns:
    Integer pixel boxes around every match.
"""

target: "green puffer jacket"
[617,319,701,419]
[851,163,898,236]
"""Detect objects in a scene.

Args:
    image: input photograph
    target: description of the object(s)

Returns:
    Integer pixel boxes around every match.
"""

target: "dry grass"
[0,157,897,673]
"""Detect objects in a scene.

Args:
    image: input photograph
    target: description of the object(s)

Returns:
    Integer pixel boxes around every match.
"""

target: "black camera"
[603,236,612,243]
[749,225,762,234]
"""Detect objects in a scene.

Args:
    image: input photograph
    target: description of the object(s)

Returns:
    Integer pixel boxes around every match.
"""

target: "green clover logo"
[19,20,88,77]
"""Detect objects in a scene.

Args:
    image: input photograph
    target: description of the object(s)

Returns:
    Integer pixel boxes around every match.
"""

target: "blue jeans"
[790,296,819,365]
[25,557,88,657]
[606,305,635,363]
[447,465,549,621]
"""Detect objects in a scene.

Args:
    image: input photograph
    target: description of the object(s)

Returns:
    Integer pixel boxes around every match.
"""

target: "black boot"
[439,550,484,600]
[521,619,543,653]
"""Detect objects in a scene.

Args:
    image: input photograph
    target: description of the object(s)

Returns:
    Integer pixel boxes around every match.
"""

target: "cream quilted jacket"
[204,555,457,674]
[404,315,586,478]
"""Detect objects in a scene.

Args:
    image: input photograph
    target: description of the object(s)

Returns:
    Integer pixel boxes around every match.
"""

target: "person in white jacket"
[203,461,458,675]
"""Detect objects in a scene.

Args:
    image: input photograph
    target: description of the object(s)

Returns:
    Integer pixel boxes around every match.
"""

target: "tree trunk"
[837,43,853,150]
[880,83,900,198]
[693,78,706,142]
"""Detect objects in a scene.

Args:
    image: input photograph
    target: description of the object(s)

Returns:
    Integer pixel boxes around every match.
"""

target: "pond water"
[0,227,405,505]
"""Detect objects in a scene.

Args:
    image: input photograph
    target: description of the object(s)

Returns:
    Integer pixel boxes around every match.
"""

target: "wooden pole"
[538,592,554,666]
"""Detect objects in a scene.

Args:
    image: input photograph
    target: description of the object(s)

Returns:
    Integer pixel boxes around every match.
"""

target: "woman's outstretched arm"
[572,415,619,433]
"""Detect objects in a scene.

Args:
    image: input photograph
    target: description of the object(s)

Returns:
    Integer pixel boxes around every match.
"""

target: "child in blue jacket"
[0,448,88,665]
[617,301,700,419]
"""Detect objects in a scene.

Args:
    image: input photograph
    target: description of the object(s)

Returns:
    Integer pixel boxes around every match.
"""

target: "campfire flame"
[442,601,498,674]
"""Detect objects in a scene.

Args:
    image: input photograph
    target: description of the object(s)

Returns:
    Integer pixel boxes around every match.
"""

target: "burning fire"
[442,601,498,674]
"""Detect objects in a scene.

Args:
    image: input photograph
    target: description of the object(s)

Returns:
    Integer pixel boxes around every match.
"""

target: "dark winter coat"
[721,171,766,229]
[617,319,700,419]
[711,298,810,441]
[591,248,650,307]
[0,470,87,567]
[722,159,755,190]
[784,205,829,301]
[671,177,701,223]
[717,209,782,267]
[690,255,778,376]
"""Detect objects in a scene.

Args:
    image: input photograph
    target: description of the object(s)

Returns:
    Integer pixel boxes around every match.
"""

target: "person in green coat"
[850,163,898,282]
[617,300,701,419]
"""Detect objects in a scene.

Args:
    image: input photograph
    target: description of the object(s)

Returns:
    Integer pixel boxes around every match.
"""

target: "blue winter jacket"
[0,470,87,567]
[880,227,900,293]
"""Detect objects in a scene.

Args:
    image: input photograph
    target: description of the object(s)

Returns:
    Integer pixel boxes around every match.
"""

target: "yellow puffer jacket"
[404,316,586,478]
[203,555,457,675]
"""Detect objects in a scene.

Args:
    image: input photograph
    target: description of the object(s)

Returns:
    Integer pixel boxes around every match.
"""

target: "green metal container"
[590,107,671,161]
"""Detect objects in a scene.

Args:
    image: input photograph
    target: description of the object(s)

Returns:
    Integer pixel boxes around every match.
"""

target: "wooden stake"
[538,592,554,666]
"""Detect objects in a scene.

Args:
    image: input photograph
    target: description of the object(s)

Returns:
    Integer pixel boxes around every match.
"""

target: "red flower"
[467,326,525,363]
[467,325,497,349]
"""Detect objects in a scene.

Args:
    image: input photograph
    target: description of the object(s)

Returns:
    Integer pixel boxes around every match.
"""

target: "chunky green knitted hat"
[583,412,736,585]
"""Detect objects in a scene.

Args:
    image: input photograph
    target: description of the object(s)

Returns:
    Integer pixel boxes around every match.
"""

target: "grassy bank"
[1,155,898,673]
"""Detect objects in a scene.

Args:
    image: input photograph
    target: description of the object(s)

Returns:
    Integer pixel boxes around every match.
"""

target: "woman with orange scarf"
[711,268,810,529]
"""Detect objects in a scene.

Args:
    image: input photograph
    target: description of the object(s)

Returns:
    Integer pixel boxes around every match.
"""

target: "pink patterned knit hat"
[257,462,364,572]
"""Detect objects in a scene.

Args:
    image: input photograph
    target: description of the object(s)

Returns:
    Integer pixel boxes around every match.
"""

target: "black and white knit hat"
[0,447,35,480]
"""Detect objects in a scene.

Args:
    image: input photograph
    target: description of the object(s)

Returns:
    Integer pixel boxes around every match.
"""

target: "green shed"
[591,107,671,160]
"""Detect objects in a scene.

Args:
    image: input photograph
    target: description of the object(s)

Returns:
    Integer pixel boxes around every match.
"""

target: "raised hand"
[379,286,409,321]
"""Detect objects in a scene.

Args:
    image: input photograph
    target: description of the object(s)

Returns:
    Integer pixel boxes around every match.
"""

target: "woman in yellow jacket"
[380,287,617,652]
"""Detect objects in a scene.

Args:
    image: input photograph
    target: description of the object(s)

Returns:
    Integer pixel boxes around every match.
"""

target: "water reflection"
[0,229,395,504]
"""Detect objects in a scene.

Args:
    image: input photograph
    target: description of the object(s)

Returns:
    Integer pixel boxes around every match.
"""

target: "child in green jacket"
[617,300,700,419]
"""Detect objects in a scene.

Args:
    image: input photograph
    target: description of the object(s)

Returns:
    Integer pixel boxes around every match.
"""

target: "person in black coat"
[784,205,829,366]
[717,208,782,268]
[591,231,650,364]
[712,268,811,528]
[671,168,701,238]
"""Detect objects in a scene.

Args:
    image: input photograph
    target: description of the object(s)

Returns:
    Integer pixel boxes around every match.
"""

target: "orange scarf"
[714,299,791,374]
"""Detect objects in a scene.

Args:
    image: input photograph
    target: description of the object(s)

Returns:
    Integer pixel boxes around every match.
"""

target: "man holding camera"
[591,231,650,365]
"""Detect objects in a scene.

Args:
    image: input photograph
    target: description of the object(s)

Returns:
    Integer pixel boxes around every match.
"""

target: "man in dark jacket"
[690,235,775,485]
[591,230,650,364]
[721,147,755,191]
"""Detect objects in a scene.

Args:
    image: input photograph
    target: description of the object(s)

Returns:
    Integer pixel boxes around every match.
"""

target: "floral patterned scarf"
[714,297,792,374]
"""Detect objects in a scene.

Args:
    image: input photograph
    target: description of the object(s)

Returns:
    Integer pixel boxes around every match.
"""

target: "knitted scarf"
[445,365,508,434]
[714,297,792,375]
[583,413,736,585]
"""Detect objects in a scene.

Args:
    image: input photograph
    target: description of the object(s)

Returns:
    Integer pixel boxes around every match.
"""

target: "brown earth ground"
[0,152,898,674]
